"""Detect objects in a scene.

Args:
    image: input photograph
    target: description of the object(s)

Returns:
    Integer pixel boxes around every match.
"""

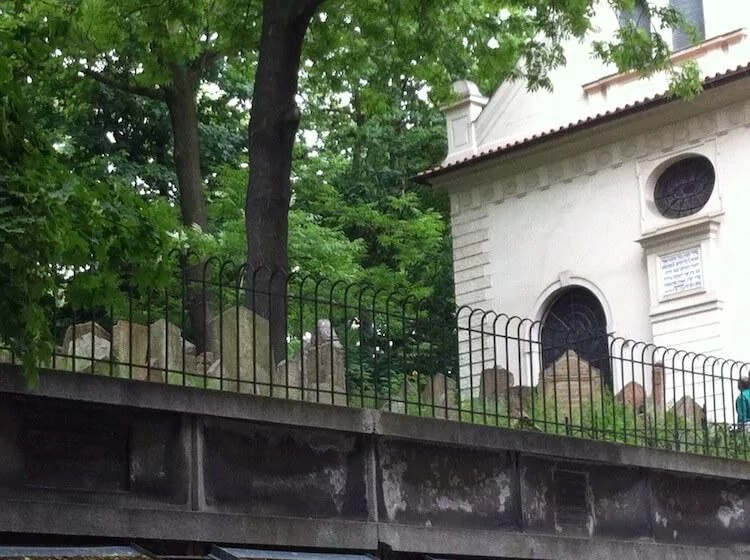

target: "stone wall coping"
[2,499,746,560]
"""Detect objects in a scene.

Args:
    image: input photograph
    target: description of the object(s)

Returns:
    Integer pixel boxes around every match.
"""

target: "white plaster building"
[419,0,750,420]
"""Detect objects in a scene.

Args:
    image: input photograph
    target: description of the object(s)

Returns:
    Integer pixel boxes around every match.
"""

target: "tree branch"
[82,68,166,102]
[190,49,221,75]
[292,0,326,26]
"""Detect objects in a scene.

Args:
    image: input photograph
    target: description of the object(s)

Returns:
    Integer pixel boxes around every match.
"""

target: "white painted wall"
[438,0,750,419]
[441,96,750,421]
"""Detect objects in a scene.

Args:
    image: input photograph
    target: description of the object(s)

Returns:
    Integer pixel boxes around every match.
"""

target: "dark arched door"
[541,287,611,385]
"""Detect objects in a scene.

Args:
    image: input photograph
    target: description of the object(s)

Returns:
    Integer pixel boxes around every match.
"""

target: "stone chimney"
[442,80,488,162]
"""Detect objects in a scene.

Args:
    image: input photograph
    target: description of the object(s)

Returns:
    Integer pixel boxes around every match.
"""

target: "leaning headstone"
[380,379,417,414]
[616,381,646,410]
[421,373,458,420]
[62,322,110,353]
[508,385,534,418]
[299,320,347,406]
[147,319,184,383]
[112,321,149,380]
[273,359,303,400]
[193,351,215,374]
[652,363,665,413]
[541,349,603,412]
[63,322,111,373]
[0,347,12,364]
[207,306,273,394]
[206,358,223,389]
[672,396,706,427]
[479,366,514,400]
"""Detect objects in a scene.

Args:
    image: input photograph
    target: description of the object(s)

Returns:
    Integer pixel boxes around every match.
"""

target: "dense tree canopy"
[1,0,699,376]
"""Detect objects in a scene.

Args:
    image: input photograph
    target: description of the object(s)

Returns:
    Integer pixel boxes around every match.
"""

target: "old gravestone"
[479,366,514,400]
[274,319,347,405]
[0,347,11,364]
[421,373,458,420]
[615,381,646,410]
[62,322,111,373]
[507,385,534,419]
[541,349,603,412]
[111,320,149,381]
[207,306,272,394]
[145,319,186,383]
[193,351,215,374]
[273,358,302,400]
[672,395,706,427]
[652,363,665,413]
[380,378,419,414]
[62,322,110,353]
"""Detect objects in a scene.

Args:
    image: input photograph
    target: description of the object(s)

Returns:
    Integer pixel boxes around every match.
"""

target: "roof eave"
[414,64,750,185]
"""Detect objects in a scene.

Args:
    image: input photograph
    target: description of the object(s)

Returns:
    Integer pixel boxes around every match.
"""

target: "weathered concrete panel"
[377,438,516,528]
[0,397,24,486]
[521,457,650,540]
[520,456,552,534]
[590,464,650,540]
[203,419,368,519]
[651,472,750,546]
[0,394,188,507]
[129,413,190,500]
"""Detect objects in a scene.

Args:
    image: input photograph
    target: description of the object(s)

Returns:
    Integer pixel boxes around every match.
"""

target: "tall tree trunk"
[166,67,214,352]
[246,0,323,362]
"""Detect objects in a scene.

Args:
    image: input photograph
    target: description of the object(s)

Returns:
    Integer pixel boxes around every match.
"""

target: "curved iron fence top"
[8,255,750,463]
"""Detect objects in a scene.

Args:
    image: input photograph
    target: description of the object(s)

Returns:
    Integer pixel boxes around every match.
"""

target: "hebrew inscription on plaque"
[659,247,703,298]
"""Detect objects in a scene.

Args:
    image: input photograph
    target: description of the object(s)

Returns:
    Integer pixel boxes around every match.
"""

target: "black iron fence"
[3,261,750,460]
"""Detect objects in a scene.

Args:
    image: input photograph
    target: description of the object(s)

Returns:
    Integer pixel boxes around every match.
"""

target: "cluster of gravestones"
[474,350,706,428]
[0,307,350,406]
[0,319,708,425]
[0,307,475,414]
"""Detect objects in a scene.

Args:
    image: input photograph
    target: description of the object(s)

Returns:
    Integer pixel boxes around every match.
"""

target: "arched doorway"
[540,287,611,386]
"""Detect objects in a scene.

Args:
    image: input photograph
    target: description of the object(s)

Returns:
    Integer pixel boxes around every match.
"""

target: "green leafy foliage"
[0,3,182,378]
[1,0,706,381]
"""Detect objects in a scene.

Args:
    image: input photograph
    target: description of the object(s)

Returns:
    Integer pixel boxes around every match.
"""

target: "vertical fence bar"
[51,275,59,371]
[416,300,426,417]
[403,297,412,415]
[511,319,521,427]
[502,316,511,428]
[180,260,187,387]
[328,281,338,406]
[108,299,114,379]
[313,278,322,404]
[164,286,170,385]
[358,285,369,407]
[385,293,393,412]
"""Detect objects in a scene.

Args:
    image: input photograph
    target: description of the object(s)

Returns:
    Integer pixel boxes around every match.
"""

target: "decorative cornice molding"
[636,213,724,251]
[649,295,723,324]
[458,99,750,206]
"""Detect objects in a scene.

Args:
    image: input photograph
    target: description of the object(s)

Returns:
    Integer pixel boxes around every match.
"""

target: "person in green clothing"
[736,377,750,429]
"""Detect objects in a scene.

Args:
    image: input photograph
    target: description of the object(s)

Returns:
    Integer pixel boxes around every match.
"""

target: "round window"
[654,156,715,219]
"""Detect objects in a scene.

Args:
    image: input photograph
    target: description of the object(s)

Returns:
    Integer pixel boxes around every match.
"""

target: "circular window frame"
[653,155,715,219]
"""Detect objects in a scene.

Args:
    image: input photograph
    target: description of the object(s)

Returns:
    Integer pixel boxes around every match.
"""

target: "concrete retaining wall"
[1,366,749,559]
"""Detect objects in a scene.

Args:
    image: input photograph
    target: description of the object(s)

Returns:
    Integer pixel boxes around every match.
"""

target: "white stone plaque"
[659,247,703,298]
